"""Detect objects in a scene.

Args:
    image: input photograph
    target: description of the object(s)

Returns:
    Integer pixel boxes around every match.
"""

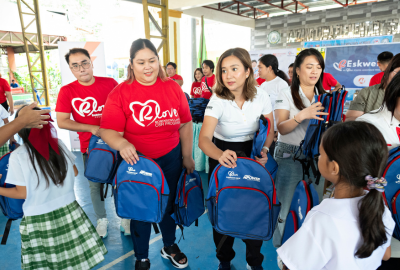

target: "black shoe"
[218,261,231,270]
[135,259,150,270]
[160,243,189,269]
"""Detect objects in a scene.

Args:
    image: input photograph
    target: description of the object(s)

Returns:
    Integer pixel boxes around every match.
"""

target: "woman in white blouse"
[273,49,328,248]
[199,48,275,270]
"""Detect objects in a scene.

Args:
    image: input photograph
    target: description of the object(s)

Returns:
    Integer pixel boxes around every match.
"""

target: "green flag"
[198,16,207,68]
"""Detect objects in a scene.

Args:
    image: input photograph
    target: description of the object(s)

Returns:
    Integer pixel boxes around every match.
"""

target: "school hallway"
[0,151,280,270]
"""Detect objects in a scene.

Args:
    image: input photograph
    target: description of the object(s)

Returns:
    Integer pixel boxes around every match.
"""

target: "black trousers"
[1,101,8,112]
[377,258,400,270]
[208,138,264,267]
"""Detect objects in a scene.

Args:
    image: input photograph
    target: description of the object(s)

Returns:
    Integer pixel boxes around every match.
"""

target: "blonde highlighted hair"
[125,39,167,84]
[214,48,257,101]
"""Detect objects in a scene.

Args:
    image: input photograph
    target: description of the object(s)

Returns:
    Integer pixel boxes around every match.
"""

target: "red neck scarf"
[28,114,60,160]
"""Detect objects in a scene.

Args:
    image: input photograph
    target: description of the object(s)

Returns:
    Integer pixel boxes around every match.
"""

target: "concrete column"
[191,18,197,73]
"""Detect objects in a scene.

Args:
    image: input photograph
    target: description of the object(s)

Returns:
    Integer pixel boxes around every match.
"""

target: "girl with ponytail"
[277,121,395,270]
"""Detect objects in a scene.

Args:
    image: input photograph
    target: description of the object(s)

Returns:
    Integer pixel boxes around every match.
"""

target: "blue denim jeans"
[272,142,324,248]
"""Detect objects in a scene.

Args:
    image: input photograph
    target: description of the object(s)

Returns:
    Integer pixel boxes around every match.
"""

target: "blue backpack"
[85,135,119,199]
[0,152,24,245]
[382,147,400,240]
[298,89,348,184]
[206,157,280,240]
[189,98,209,123]
[250,114,278,179]
[172,169,204,227]
[113,156,169,223]
[282,180,319,244]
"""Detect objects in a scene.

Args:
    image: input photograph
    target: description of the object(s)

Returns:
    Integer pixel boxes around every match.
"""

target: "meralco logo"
[127,167,137,175]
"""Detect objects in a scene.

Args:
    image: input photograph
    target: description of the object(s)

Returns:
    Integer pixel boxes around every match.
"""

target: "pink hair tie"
[365,175,387,193]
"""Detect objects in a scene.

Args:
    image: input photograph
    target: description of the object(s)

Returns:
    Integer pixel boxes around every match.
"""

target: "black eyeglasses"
[70,61,91,71]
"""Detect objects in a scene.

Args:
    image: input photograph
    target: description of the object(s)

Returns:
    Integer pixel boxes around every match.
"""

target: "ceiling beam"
[254,0,309,14]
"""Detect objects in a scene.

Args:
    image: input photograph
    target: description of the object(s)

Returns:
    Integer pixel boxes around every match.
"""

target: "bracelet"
[293,114,301,124]
[262,146,269,152]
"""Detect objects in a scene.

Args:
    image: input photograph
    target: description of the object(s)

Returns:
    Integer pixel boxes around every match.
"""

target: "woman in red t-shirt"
[190,68,203,98]
[100,39,194,270]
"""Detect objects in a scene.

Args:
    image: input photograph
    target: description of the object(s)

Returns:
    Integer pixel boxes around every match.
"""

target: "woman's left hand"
[183,156,195,174]
[255,149,269,166]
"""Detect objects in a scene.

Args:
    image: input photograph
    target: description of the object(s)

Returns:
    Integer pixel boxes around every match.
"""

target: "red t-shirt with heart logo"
[56,76,118,152]
[100,78,192,159]
[201,74,216,99]
[190,82,202,98]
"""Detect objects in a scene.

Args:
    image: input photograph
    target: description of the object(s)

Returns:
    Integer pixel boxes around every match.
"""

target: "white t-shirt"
[357,106,400,257]
[277,194,395,270]
[357,106,400,150]
[259,77,289,130]
[6,140,77,216]
[204,87,273,142]
[0,105,9,127]
[274,86,317,146]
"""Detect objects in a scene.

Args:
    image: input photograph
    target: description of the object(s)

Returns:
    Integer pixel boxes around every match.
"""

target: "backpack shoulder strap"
[205,77,212,92]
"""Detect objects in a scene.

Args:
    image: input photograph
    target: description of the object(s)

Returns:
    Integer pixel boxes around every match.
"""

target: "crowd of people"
[0,38,399,270]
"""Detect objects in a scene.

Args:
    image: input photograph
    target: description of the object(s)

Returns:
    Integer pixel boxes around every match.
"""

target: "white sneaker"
[120,219,131,236]
[96,218,109,238]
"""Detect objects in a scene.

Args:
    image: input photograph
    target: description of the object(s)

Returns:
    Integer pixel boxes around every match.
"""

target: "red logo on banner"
[338,60,347,70]
[359,78,366,84]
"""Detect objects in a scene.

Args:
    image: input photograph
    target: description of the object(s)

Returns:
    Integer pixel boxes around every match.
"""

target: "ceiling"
[196,0,383,19]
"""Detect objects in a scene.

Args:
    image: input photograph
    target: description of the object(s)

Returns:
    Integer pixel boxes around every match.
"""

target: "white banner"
[249,48,297,80]
[57,41,106,150]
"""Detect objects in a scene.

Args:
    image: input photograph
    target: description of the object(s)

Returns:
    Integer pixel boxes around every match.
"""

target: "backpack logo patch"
[396,174,400,184]
[185,178,197,186]
[298,206,303,220]
[127,167,137,175]
[243,175,260,182]
[96,139,105,145]
[227,171,240,180]
[140,170,153,177]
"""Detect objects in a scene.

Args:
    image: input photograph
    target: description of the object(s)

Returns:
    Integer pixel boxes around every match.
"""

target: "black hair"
[288,63,294,68]
[193,68,203,82]
[202,60,215,73]
[377,51,393,64]
[259,54,290,84]
[126,38,166,84]
[12,80,15,82]
[291,48,326,110]
[252,60,257,63]
[382,72,400,116]
[166,62,177,69]
[322,121,388,259]
[15,106,70,189]
[65,48,91,65]
[380,53,400,90]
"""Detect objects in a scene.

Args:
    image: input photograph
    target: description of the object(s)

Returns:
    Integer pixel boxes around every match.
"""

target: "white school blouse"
[204,87,273,142]
[6,140,77,216]
[357,106,400,150]
[259,77,289,130]
[277,194,395,270]
[274,86,317,146]
[357,107,400,257]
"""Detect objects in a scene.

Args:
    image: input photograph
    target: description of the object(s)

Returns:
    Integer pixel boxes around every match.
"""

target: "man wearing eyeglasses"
[55,48,124,239]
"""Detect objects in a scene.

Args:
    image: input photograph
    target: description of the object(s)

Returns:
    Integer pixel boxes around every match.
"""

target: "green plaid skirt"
[0,143,9,157]
[20,201,107,270]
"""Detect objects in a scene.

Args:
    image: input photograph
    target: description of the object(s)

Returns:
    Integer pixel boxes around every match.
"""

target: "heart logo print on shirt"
[72,97,103,117]
[129,100,179,127]
[129,100,160,127]
[193,87,201,95]
[396,127,400,142]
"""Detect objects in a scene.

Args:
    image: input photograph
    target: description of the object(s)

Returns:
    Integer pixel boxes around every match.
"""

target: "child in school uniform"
[0,106,107,270]
[278,121,395,270]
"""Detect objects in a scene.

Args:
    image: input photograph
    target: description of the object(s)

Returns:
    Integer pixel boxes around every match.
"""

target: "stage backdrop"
[57,41,106,150]
[249,48,298,80]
